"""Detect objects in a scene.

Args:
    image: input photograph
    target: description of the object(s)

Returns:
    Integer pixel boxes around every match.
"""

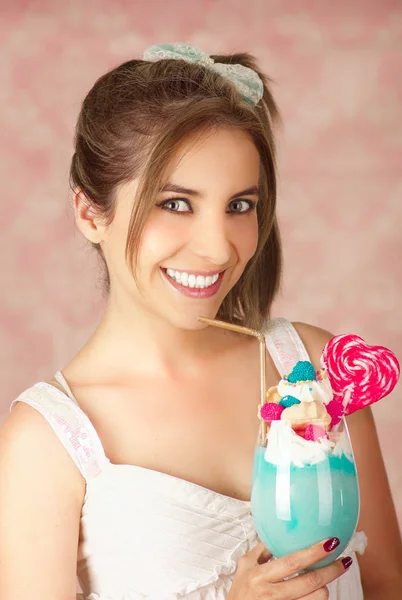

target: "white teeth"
[165,269,220,289]
[196,275,204,289]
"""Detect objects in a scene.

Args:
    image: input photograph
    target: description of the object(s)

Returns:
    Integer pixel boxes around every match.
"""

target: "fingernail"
[323,537,340,552]
[342,556,353,569]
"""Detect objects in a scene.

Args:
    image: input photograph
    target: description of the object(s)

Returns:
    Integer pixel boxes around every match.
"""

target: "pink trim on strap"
[264,318,311,378]
[9,382,109,480]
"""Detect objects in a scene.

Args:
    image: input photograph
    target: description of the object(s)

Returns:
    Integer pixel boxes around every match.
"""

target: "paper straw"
[198,316,267,443]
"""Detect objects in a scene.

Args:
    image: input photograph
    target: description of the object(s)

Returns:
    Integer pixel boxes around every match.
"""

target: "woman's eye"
[227,199,256,213]
[158,199,191,213]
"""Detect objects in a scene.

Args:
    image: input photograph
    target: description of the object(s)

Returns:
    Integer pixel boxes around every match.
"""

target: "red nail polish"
[323,537,340,552]
[342,556,353,569]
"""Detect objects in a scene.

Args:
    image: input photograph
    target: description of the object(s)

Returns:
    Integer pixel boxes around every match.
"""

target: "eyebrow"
[161,183,260,201]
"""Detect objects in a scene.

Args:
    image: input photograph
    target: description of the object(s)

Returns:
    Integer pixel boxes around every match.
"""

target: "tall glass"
[251,416,360,569]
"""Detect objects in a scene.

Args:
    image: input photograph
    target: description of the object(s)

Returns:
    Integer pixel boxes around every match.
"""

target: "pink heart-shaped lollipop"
[321,334,400,415]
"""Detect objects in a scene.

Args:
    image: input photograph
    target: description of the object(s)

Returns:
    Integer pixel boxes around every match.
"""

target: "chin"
[166,303,222,332]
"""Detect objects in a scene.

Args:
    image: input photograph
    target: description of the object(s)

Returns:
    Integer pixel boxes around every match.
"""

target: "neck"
[74,291,238,380]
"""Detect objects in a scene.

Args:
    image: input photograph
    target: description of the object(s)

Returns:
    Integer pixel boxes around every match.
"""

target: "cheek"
[102,221,130,272]
[232,217,259,261]
[138,215,188,265]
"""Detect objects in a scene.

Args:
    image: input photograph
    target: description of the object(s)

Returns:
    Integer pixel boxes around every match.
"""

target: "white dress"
[9,318,367,599]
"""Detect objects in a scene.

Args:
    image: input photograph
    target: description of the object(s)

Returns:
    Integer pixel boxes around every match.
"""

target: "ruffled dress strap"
[9,374,109,480]
[264,317,310,377]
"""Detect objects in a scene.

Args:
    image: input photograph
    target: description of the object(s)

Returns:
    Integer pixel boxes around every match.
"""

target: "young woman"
[1,43,401,600]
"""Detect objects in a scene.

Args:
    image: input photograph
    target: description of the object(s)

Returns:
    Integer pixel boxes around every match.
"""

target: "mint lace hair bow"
[143,43,264,106]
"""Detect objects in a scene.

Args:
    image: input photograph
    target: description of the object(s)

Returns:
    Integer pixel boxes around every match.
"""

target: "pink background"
[1,1,401,530]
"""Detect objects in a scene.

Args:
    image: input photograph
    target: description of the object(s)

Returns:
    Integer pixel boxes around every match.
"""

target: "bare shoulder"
[0,399,85,505]
[291,321,334,370]
[0,401,85,599]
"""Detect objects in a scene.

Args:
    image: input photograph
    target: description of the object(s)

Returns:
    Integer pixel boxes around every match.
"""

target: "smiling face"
[96,126,261,330]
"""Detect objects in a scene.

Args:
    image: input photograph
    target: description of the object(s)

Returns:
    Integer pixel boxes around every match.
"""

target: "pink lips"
[161,269,224,298]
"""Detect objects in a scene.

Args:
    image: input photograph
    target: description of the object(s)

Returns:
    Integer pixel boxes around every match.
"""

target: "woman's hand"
[228,538,352,599]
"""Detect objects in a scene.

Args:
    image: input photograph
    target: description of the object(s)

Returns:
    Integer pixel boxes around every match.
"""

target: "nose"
[190,211,232,266]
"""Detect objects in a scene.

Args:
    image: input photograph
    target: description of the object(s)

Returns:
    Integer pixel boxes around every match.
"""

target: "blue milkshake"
[251,422,360,569]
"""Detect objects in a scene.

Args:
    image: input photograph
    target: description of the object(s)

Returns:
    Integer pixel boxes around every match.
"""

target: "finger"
[259,537,341,581]
[251,542,273,567]
[257,545,272,565]
[238,541,272,570]
[279,556,352,598]
[300,587,329,599]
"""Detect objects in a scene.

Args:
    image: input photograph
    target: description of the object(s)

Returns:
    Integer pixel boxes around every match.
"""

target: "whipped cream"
[332,430,354,461]
[277,371,333,404]
[264,421,335,468]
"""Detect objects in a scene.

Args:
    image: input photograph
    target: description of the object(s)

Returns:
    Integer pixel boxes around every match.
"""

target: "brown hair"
[70,51,283,329]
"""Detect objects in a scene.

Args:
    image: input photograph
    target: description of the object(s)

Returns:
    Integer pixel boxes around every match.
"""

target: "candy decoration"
[287,361,317,384]
[265,386,281,404]
[321,334,400,415]
[281,400,332,431]
[326,399,345,427]
[316,369,327,382]
[279,395,301,409]
[260,402,284,422]
[304,424,328,442]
